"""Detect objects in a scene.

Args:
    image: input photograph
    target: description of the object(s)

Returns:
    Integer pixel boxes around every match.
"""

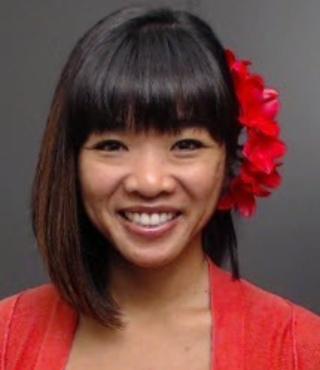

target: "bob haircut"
[32,4,243,328]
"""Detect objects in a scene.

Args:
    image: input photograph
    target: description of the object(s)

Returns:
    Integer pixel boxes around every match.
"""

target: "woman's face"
[78,127,226,268]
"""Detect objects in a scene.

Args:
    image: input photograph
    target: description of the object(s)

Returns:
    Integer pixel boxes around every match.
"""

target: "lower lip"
[119,214,181,239]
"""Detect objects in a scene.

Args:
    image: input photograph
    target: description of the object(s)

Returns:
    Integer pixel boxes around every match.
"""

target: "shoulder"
[0,282,60,303]
[0,284,68,368]
[0,283,59,318]
[211,263,320,367]
[0,283,60,338]
[239,274,320,324]
[239,275,320,367]
[0,283,60,322]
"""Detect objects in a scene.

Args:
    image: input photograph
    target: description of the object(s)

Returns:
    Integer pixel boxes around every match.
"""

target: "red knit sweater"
[1,260,320,370]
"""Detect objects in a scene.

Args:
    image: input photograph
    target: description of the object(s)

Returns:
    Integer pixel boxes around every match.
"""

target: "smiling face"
[78,127,226,269]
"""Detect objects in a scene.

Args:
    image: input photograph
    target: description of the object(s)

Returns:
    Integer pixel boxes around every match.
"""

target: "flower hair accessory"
[217,49,287,217]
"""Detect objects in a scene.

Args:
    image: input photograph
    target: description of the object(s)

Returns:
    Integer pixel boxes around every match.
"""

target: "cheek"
[78,160,122,206]
[182,158,225,201]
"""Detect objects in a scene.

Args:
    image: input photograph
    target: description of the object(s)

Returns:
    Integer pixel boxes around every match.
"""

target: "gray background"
[1,0,319,315]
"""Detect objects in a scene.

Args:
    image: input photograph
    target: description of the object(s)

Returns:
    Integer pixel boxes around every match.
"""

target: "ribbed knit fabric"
[1,260,320,370]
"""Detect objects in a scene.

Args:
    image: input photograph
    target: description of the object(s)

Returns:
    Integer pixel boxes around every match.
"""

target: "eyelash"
[172,139,205,151]
[94,139,205,152]
[94,140,126,151]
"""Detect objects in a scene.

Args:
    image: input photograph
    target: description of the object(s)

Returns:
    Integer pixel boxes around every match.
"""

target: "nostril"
[123,172,176,197]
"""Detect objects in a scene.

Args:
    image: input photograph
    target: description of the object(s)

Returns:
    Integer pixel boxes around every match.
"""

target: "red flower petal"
[243,132,287,173]
[262,88,280,119]
[217,178,257,217]
[242,162,283,189]
[237,192,256,217]
[239,116,280,137]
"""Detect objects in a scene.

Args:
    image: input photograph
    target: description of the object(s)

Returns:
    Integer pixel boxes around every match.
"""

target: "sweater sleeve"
[0,293,21,370]
[293,304,320,370]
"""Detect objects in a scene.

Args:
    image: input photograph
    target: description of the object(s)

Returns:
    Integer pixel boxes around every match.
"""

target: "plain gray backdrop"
[1,0,319,315]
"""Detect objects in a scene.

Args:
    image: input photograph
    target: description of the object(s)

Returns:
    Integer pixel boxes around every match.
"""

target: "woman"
[1,5,319,370]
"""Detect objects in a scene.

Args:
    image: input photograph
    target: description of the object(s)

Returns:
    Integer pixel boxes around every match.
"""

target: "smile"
[121,212,179,228]
[118,211,182,239]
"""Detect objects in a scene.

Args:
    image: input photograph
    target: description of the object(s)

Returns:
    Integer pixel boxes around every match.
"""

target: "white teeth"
[123,212,177,227]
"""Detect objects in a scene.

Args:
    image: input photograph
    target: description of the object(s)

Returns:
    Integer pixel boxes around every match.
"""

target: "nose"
[123,155,176,198]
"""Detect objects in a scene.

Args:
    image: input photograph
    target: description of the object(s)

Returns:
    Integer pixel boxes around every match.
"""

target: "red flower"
[217,50,287,217]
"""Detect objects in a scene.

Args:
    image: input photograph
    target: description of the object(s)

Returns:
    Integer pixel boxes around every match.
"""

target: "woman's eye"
[172,139,205,151]
[94,140,127,152]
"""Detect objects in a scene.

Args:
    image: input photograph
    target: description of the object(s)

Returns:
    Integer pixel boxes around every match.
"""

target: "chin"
[116,244,184,270]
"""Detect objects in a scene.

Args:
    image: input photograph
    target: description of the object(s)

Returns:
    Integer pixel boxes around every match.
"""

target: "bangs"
[68,16,234,146]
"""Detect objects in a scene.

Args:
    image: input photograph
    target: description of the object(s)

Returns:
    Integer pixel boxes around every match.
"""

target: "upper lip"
[119,206,182,214]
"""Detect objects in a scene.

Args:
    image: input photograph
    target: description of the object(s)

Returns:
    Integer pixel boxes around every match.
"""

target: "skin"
[67,127,226,369]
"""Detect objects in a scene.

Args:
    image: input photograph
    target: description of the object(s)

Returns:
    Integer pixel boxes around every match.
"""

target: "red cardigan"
[1,260,320,370]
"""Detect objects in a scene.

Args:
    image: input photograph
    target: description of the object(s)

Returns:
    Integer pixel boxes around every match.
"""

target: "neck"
[107,238,210,319]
